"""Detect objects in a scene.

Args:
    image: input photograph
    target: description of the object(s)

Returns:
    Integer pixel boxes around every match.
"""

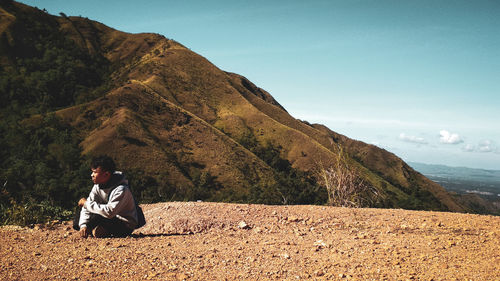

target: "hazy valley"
[410,162,500,215]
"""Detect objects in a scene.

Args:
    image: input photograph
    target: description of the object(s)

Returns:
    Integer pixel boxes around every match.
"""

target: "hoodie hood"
[99,171,128,190]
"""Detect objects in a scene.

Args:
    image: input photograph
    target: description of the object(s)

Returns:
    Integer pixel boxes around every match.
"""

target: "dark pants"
[73,208,133,237]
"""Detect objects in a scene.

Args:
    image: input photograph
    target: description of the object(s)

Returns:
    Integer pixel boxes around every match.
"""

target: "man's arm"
[78,197,89,237]
[78,185,98,229]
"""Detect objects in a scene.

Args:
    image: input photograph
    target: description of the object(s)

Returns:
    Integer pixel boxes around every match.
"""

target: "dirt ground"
[1,202,499,280]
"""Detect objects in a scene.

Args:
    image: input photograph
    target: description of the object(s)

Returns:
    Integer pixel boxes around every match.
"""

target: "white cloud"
[462,140,498,153]
[439,130,463,144]
[399,133,427,144]
[463,144,475,152]
[478,140,497,153]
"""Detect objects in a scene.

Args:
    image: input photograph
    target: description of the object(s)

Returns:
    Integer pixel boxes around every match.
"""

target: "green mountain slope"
[0,1,467,224]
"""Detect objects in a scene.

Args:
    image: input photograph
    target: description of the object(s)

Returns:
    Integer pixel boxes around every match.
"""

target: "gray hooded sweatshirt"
[79,171,138,230]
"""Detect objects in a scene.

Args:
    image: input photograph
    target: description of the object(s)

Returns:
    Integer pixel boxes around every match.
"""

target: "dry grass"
[318,146,380,208]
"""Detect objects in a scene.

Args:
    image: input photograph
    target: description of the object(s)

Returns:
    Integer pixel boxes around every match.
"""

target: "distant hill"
[408,162,500,195]
[0,1,468,223]
[409,162,500,215]
[409,162,500,183]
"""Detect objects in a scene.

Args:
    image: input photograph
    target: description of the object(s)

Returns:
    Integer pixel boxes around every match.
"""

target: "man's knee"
[92,225,109,238]
[73,208,81,231]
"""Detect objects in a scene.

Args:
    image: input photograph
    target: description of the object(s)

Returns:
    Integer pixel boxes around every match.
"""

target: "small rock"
[356,233,368,239]
[314,270,324,277]
[314,240,327,249]
[238,221,251,230]
[177,273,189,280]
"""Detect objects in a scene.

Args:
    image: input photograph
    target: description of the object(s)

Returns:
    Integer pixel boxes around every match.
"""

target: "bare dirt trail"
[1,202,499,280]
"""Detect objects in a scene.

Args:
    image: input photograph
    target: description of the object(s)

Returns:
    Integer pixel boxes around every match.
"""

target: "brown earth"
[1,202,499,280]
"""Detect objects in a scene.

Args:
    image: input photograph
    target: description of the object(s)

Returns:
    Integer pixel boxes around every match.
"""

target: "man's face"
[91,167,111,185]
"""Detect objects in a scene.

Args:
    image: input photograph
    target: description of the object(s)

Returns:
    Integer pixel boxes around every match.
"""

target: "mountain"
[0,1,467,219]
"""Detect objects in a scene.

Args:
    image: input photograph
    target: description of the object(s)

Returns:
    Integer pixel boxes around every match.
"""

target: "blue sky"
[21,0,500,170]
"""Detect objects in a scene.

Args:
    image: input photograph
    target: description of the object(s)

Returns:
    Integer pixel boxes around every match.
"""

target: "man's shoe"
[92,225,109,238]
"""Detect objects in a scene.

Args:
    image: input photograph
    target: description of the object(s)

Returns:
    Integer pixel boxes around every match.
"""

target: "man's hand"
[80,227,90,238]
[78,198,87,207]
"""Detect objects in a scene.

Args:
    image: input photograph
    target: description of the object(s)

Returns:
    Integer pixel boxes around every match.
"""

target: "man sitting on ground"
[73,156,138,238]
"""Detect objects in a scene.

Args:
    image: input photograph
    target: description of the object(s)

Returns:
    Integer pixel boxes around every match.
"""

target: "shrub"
[1,199,73,226]
[318,145,380,208]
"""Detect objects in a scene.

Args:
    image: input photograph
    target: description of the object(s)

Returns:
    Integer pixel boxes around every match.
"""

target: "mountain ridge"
[0,1,467,216]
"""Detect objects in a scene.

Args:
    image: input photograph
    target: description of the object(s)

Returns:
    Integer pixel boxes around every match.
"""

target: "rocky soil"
[1,202,499,280]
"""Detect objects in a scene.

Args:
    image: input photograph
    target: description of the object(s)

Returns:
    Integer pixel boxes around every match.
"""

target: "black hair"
[90,155,116,173]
